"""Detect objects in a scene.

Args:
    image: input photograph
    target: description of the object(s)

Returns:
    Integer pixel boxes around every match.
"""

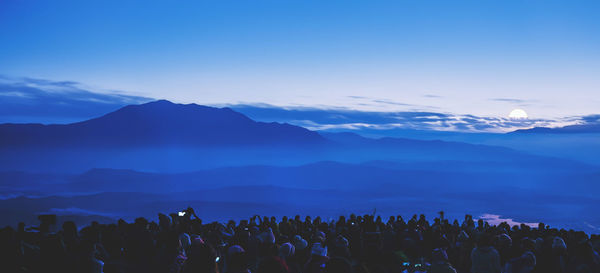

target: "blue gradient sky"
[1,0,599,120]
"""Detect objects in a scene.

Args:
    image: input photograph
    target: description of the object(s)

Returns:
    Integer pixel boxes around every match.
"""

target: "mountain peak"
[0,100,326,147]
[148,99,174,105]
[95,99,249,124]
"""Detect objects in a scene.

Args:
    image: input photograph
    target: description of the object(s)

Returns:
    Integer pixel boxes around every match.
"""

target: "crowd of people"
[0,208,599,273]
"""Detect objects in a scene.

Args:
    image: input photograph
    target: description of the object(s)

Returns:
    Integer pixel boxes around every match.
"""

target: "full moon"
[509,109,528,119]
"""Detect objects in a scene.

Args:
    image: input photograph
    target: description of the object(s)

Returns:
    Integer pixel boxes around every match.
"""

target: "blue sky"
[1,0,599,122]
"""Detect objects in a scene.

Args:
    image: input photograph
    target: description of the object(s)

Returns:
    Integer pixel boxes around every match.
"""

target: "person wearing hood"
[456,230,472,272]
[495,233,512,265]
[257,228,276,245]
[292,235,308,251]
[546,236,568,273]
[225,245,250,273]
[256,227,278,267]
[429,248,457,273]
[279,242,301,273]
[504,238,536,273]
[470,233,501,273]
[179,233,192,255]
[182,242,220,273]
[304,243,329,273]
[329,235,351,260]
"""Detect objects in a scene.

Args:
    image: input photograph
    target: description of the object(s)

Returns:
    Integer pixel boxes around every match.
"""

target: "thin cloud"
[0,75,153,124]
[490,98,538,104]
[372,99,414,107]
[347,95,370,99]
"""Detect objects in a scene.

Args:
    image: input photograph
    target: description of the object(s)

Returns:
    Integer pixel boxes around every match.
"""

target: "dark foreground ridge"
[1,210,599,273]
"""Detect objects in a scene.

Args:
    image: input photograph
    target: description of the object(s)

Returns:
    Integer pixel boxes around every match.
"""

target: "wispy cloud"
[346,95,369,99]
[344,94,439,111]
[229,104,574,133]
[371,99,414,107]
[489,98,540,104]
[0,75,152,124]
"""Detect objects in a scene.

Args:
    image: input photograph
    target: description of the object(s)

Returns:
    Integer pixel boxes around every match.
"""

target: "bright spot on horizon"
[509,109,528,119]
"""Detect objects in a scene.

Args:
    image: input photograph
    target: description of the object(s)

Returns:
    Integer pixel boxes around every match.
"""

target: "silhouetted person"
[471,232,501,273]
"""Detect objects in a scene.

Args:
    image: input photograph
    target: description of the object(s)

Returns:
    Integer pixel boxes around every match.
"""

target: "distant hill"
[11,158,588,195]
[0,100,326,147]
[512,123,600,134]
[3,162,599,231]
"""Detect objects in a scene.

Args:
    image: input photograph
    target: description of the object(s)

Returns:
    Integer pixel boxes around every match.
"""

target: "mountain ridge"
[512,123,600,134]
[0,100,326,147]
